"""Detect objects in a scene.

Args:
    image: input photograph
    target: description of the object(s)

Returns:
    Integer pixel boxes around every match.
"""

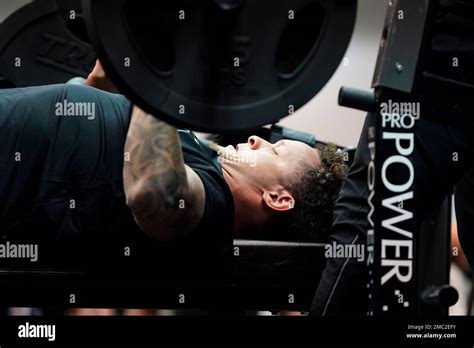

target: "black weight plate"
[0,0,96,87]
[84,0,356,132]
[54,0,94,45]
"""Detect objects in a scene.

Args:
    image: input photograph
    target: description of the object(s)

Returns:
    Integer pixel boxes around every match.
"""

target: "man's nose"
[248,136,270,150]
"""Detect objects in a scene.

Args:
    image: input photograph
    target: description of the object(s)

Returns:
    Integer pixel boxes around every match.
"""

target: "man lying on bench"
[0,61,347,252]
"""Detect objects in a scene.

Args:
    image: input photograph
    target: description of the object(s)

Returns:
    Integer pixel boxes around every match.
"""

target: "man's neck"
[221,166,263,237]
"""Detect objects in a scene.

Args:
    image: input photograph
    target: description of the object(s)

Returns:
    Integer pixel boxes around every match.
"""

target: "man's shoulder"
[41,84,132,120]
[64,84,131,106]
[1,84,130,106]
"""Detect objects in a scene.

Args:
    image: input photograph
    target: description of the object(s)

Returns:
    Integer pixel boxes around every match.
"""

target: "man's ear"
[262,190,295,212]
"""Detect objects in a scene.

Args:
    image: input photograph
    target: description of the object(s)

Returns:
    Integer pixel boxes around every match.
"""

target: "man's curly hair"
[264,144,348,243]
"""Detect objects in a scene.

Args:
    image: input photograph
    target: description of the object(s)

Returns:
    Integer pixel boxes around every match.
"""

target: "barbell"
[0,0,357,132]
[0,0,96,86]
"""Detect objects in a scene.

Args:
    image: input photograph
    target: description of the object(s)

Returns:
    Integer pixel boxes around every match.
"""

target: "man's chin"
[207,143,257,168]
[218,155,239,166]
[208,143,235,156]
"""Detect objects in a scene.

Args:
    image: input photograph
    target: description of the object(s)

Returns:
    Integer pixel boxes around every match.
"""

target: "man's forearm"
[123,107,188,236]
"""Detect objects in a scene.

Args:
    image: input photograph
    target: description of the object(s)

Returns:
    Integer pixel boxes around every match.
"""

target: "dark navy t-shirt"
[0,84,233,275]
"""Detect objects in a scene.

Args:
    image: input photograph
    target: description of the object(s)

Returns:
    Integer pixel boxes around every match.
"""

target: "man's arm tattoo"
[123,107,193,236]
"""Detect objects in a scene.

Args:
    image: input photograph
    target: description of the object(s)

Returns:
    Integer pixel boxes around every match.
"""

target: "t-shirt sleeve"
[0,84,134,239]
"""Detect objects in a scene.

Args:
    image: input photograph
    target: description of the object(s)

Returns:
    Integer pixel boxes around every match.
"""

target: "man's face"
[217,136,321,191]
